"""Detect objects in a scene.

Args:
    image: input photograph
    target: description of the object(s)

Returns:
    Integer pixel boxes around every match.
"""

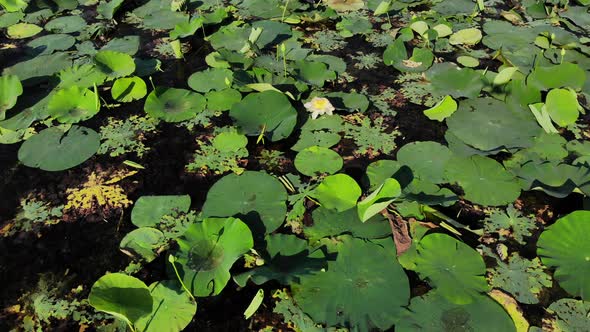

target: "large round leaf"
[304,206,391,241]
[426,63,484,99]
[135,281,196,332]
[6,23,42,39]
[0,74,23,117]
[173,217,253,296]
[188,68,233,92]
[449,28,482,45]
[445,155,521,206]
[131,195,191,228]
[545,88,580,127]
[144,87,206,122]
[47,86,100,123]
[119,227,167,263]
[537,211,590,300]
[111,76,147,102]
[397,141,451,183]
[94,50,136,79]
[383,38,434,73]
[292,237,410,331]
[396,291,516,332]
[412,233,489,304]
[18,126,100,171]
[44,16,87,33]
[88,273,153,326]
[229,90,297,141]
[294,146,343,176]
[201,171,288,236]
[312,174,361,212]
[446,98,541,152]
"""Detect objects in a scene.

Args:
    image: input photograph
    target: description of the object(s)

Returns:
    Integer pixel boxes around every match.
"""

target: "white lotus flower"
[304,97,335,119]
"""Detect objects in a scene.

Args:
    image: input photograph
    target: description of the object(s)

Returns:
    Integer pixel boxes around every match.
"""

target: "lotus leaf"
[412,233,489,304]
[537,211,590,300]
[26,34,75,56]
[292,237,409,331]
[6,23,42,39]
[325,0,364,11]
[0,0,27,11]
[229,91,297,141]
[545,88,581,127]
[396,291,516,332]
[234,234,325,286]
[94,50,136,79]
[0,75,23,118]
[291,115,343,151]
[47,86,100,123]
[357,178,401,222]
[324,91,369,112]
[295,61,336,87]
[144,87,206,123]
[446,98,541,152]
[397,141,451,183]
[111,77,147,102]
[188,68,233,93]
[205,88,242,111]
[18,126,100,171]
[212,131,248,152]
[383,39,434,72]
[527,62,586,91]
[120,227,167,263]
[449,28,482,45]
[294,146,343,176]
[426,63,484,99]
[135,281,196,332]
[131,195,191,228]
[3,52,72,82]
[445,155,521,206]
[44,16,87,33]
[57,64,107,89]
[423,95,457,121]
[201,171,287,236]
[304,206,391,241]
[313,174,361,212]
[88,273,153,326]
[173,217,253,296]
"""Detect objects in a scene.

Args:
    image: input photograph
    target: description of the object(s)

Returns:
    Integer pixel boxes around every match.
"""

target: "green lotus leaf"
[97,0,125,20]
[357,178,401,222]
[173,217,253,296]
[188,68,233,93]
[212,131,248,152]
[396,291,516,332]
[94,50,136,79]
[546,298,590,331]
[545,88,581,127]
[229,90,297,142]
[383,38,434,72]
[527,62,586,91]
[111,76,147,102]
[412,233,489,304]
[131,195,191,228]
[6,23,42,39]
[3,52,72,83]
[426,63,484,99]
[202,171,287,236]
[294,146,343,176]
[144,87,206,122]
[456,55,480,68]
[170,17,204,40]
[102,35,140,55]
[513,161,587,198]
[537,211,590,300]
[57,64,107,89]
[365,159,403,191]
[18,125,99,171]
[290,115,343,152]
[323,91,369,112]
[47,86,100,123]
[449,28,482,45]
[88,273,153,326]
[0,75,23,118]
[26,34,75,56]
[44,15,87,33]
[205,88,242,111]
[119,227,167,263]
[0,0,27,12]
[305,207,390,243]
[135,281,196,332]
[312,174,361,212]
[325,0,364,11]
[423,95,457,121]
[292,237,409,331]
[234,234,325,287]
[446,98,541,152]
[295,60,336,87]
[445,155,521,206]
[397,141,451,183]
